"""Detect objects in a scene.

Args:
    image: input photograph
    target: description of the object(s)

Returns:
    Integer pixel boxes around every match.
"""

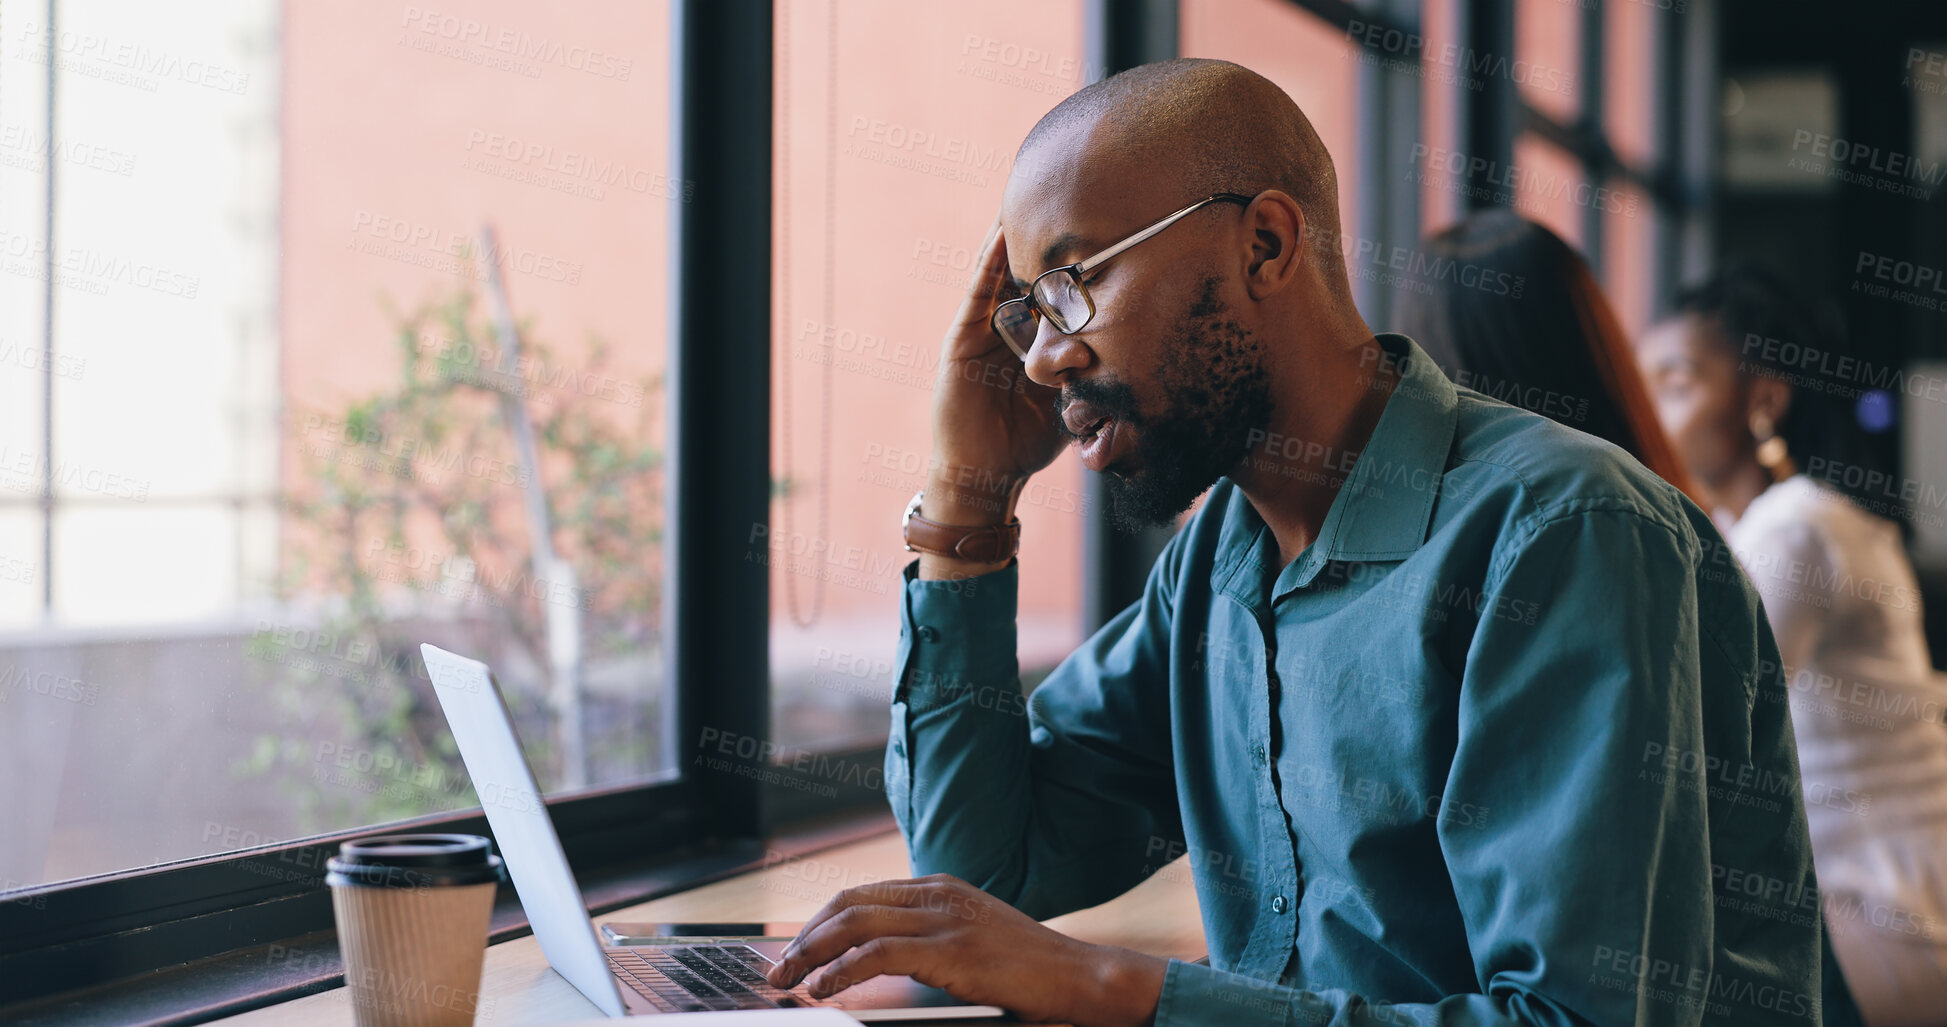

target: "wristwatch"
[902,490,1021,563]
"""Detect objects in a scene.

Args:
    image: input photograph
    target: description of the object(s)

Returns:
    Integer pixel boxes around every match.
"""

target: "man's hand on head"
[764,873,1168,1027]
[918,215,1065,580]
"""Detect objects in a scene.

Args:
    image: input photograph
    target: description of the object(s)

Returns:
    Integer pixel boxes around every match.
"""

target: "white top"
[1728,475,1947,926]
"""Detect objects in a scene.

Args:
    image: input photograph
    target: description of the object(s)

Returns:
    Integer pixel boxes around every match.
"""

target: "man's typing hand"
[765,873,1167,1027]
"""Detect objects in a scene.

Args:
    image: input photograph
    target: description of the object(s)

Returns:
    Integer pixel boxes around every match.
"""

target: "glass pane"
[1516,0,1582,125]
[769,0,1088,752]
[0,509,38,626]
[1600,181,1655,338]
[1420,0,1464,231]
[1512,133,1587,248]
[1181,0,1360,247]
[0,0,673,890]
[1605,0,1658,169]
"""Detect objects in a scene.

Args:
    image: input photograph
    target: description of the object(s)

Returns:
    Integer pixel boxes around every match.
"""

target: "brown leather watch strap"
[903,491,1021,562]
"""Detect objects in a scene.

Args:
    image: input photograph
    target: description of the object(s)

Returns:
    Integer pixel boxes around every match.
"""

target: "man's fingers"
[769,902,940,988]
[949,217,1015,332]
[974,214,1000,268]
[791,877,935,949]
[806,935,936,1000]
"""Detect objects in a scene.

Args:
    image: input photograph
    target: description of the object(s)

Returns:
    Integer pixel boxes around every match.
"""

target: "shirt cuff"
[895,557,1018,713]
[1153,959,1292,1027]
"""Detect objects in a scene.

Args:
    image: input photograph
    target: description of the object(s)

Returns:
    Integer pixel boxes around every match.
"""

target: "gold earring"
[1751,413,1794,482]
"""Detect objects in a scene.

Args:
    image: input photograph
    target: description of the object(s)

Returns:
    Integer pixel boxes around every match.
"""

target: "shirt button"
[917,625,940,642]
[1271,895,1288,914]
[1251,745,1266,765]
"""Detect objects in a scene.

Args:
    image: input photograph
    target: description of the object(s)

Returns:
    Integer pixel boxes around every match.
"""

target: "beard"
[1059,275,1273,531]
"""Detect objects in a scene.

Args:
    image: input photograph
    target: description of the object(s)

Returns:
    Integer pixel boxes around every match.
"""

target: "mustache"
[1054,379,1143,439]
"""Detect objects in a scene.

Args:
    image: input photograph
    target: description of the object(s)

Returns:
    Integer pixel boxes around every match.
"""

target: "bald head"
[1008,58,1348,294]
[991,59,1378,529]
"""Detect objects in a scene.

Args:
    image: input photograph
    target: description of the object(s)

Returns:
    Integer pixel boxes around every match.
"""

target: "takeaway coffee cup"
[327,834,504,1027]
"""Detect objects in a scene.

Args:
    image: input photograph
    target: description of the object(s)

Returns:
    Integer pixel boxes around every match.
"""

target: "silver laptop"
[420,643,1006,1020]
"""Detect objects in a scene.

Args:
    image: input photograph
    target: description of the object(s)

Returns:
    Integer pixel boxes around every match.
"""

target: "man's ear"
[1245,191,1304,300]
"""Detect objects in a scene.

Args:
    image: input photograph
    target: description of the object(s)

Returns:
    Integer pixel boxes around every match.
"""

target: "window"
[768,0,1088,752]
[1508,0,1678,334]
[0,1,673,891]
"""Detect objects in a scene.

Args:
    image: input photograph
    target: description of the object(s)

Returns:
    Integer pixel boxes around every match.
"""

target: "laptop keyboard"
[608,943,823,1013]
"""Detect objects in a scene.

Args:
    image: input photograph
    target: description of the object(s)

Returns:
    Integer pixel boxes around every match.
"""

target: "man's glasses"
[989,192,1255,358]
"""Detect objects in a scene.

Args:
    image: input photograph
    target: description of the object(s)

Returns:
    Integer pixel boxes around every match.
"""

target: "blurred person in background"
[1636,265,1947,1027]
[1392,210,1706,506]
[1397,212,1865,1026]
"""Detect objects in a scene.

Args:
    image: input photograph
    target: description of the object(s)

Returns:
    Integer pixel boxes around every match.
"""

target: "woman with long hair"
[1392,210,1707,505]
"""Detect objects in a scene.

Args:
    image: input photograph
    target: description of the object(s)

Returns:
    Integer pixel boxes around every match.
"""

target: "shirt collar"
[1211,333,1460,609]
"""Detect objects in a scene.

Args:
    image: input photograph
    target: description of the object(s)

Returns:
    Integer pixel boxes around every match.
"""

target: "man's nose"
[1023,319,1092,387]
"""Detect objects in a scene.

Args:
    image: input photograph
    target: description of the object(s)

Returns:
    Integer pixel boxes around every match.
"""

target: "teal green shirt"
[887,334,1827,1024]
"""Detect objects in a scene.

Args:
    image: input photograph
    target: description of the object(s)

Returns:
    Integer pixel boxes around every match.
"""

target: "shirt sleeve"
[1149,507,1821,1025]
[887,540,1185,920]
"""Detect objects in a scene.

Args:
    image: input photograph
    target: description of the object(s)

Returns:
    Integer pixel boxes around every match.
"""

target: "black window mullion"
[1355,0,1425,327]
[1579,0,1606,274]
[668,0,774,836]
[1461,0,1517,212]
[1655,0,1714,313]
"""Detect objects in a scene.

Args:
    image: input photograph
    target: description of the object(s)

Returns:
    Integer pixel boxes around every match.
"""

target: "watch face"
[902,490,925,553]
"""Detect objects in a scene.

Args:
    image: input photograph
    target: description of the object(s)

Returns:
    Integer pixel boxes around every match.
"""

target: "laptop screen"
[421,644,627,1018]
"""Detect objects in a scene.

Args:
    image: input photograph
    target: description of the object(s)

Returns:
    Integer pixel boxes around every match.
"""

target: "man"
[768,59,1825,1025]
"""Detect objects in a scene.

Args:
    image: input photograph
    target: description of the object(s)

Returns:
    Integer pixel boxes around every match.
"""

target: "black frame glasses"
[989,192,1255,358]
